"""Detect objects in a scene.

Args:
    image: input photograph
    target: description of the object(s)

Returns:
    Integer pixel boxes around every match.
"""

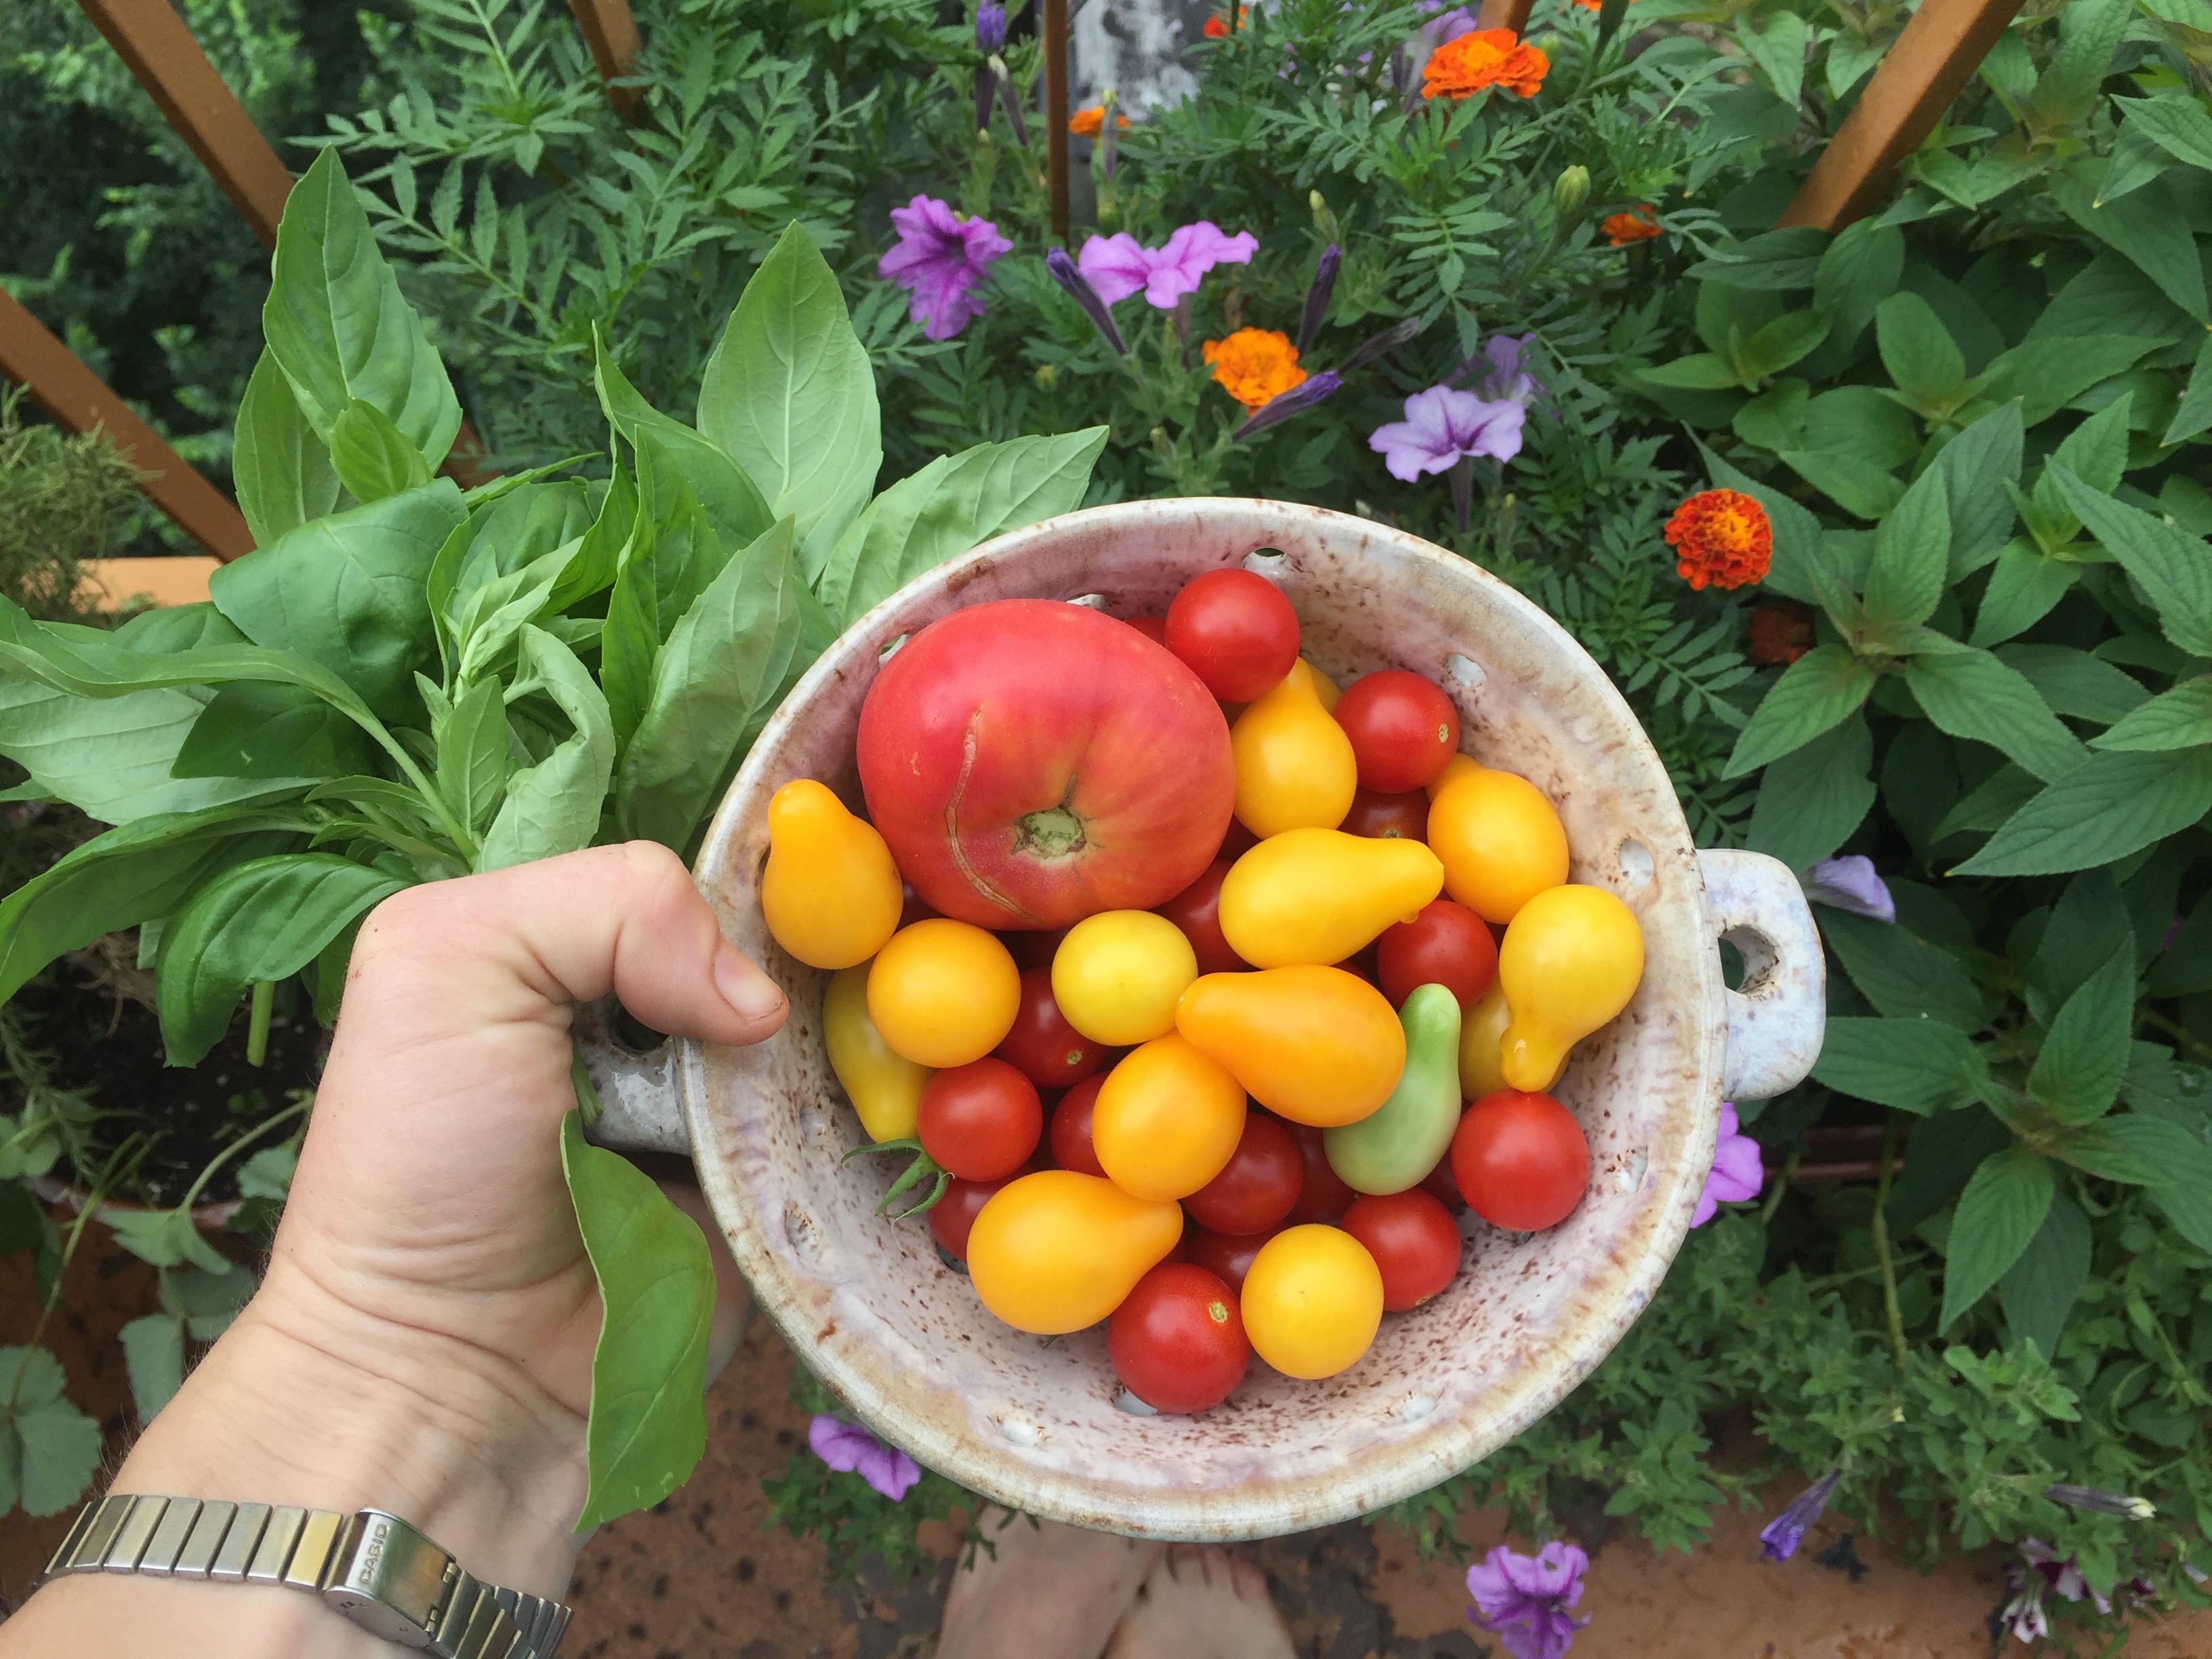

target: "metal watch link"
[37,1494,571,1658]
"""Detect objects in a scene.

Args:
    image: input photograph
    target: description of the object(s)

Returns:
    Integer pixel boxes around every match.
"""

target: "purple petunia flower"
[1235,371,1343,440]
[1475,332,1543,406]
[1693,1101,1764,1227]
[878,196,1011,341]
[1759,1469,1840,1562]
[1369,385,1527,481]
[1078,222,1259,310]
[975,1,1006,53]
[2003,1538,2138,1639]
[1801,855,1895,923]
[1466,1542,1591,1659]
[808,1414,922,1501]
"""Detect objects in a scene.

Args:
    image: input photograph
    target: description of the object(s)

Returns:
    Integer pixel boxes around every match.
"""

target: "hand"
[6,843,787,1656]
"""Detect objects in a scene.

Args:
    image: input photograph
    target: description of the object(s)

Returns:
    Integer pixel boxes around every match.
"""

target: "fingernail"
[714,948,787,1023]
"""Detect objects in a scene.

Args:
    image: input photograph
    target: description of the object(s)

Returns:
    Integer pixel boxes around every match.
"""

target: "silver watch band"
[37,1494,571,1659]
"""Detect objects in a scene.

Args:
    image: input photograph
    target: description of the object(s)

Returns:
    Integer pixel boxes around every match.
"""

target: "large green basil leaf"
[0,678,303,824]
[478,628,615,871]
[209,481,466,723]
[820,427,1111,626]
[592,331,773,555]
[1938,1149,2055,1332]
[0,806,303,1004]
[155,853,410,1065]
[329,398,434,504]
[560,1111,712,1531]
[436,677,511,837]
[232,349,344,549]
[616,519,801,854]
[697,223,880,576]
[172,681,380,781]
[262,146,460,466]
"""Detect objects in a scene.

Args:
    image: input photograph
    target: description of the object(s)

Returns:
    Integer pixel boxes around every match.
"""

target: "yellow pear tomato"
[1229,661,1357,838]
[967,1171,1185,1334]
[760,780,905,969]
[1217,827,1443,967]
[823,964,933,1141]
[1497,884,1644,1090]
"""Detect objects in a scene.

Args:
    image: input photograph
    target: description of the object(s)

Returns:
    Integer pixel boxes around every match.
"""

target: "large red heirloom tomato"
[857,600,1236,928]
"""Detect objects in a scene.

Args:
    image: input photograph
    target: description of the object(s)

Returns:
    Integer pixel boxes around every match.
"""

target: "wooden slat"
[74,0,295,250]
[79,556,218,611]
[0,289,253,561]
[567,0,642,118]
[1475,0,1535,33]
[1779,0,2026,232]
[1044,0,1071,243]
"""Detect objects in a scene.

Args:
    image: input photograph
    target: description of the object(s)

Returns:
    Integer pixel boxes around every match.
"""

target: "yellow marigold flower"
[1666,490,1773,592]
[1202,329,1307,413]
[1069,106,1130,136]
[1422,29,1549,101]
[1603,205,1663,246]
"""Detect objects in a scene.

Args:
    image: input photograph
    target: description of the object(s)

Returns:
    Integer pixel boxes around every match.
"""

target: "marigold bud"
[1036,363,1059,391]
[1309,190,1341,245]
[1554,165,1591,218]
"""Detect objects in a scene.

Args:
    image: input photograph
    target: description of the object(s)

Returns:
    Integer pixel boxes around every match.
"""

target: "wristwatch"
[37,1493,571,1658]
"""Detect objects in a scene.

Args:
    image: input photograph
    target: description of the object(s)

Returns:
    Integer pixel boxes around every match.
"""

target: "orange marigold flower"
[1203,328,1307,413]
[1748,601,1814,665]
[1202,7,1248,37]
[1603,205,1662,246]
[1666,490,1773,592]
[1421,28,1550,101]
[1068,106,1131,136]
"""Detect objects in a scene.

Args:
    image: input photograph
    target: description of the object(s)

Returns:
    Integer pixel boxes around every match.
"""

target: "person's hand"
[7,843,786,1656]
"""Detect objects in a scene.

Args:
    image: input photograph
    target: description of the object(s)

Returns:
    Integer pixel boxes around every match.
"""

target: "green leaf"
[0,806,299,1004]
[2121,93,2212,172]
[1901,650,2087,783]
[106,1206,233,1275]
[697,223,881,577]
[1744,714,1875,870]
[2030,870,2133,1024]
[1637,353,1743,391]
[2093,676,2212,752]
[821,429,1111,626]
[0,1347,102,1517]
[2048,466,2212,657]
[616,521,802,854]
[1811,1017,1982,1115]
[1970,544,2076,649]
[1863,466,1950,626]
[552,466,636,615]
[2057,1113,2212,1185]
[1977,337,2163,428]
[1940,1149,2055,1332]
[591,333,775,558]
[2148,1154,2212,1252]
[1776,449,1904,520]
[1875,293,1965,409]
[2160,333,2212,448]
[1734,11,1809,109]
[1955,747,2212,876]
[209,482,468,723]
[1735,311,1829,380]
[2050,170,2208,324]
[120,1315,185,1422]
[1812,219,1902,359]
[172,681,380,781]
[436,677,511,834]
[1927,403,2023,579]
[478,628,615,870]
[262,148,459,466]
[2030,397,2132,544]
[155,853,409,1065]
[1999,1190,2090,1359]
[1685,227,1828,291]
[560,1111,712,1532]
[2026,947,2136,1124]
[328,398,434,504]
[1820,912,1990,1033]
[2028,0,2131,126]
[1731,379,1807,451]
[1994,644,2148,727]
[1723,646,1877,778]
[232,348,342,549]
[1887,1106,2013,1235]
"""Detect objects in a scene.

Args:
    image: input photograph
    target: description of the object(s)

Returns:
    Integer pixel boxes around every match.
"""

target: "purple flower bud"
[995,64,1030,146]
[976,2,1007,54]
[1341,314,1422,373]
[1234,371,1342,440]
[1046,247,1128,354]
[1801,855,1894,923]
[1298,244,1340,355]
[2046,1483,2156,1521]
[1759,1469,1840,1562]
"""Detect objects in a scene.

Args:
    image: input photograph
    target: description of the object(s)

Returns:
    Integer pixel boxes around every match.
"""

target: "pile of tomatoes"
[760,567,1646,1415]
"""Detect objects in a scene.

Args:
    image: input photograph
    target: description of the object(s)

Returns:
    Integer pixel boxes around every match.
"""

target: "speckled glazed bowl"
[585,499,1824,1542]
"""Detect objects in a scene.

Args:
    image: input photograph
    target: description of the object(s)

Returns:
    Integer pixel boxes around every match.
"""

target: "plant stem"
[1872,1111,1908,1377]
[245,981,274,1067]
[2140,1007,2212,1062]
[1761,1151,1799,1223]
[178,1096,312,1212]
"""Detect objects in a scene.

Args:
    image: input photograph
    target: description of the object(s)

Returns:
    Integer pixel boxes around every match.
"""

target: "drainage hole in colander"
[1444,653,1486,690]
[1618,838,1654,888]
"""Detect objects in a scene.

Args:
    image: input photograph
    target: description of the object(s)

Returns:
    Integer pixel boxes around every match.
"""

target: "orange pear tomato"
[966,1171,1185,1334]
[760,780,904,969]
[1175,966,1406,1127]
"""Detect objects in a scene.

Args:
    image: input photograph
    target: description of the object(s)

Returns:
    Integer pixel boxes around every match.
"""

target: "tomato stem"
[842,1138,952,1217]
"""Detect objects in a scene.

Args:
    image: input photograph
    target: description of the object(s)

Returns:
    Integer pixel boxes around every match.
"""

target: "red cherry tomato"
[1333,671,1460,793]
[1107,1263,1250,1414]
[1164,569,1301,703]
[917,1059,1042,1181]
[1452,1089,1589,1232]
[1340,1190,1462,1311]
[1048,1073,1109,1178]
[1283,1120,1355,1224]
[1218,819,1259,862]
[1183,1113,1300,1235]
[1185,1226,1277,1296]
[1340,786,1430,841]
[1154,859,1250,977]
[995,966,1109,1089]
[1124,615,1169,644]
[1376,899,1498,1010]
[1420,1142,1466,1210]
[930,1171,1019,1261]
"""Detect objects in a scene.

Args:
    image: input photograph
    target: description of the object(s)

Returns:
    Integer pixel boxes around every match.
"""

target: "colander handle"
[1697,848,1826,1103]
[572,997,689,1154]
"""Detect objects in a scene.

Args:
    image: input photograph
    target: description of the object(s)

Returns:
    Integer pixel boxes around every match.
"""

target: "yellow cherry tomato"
[1426,767,1570,924]
[1240,1225,1385,1379]
[1092,1036,1248,1200]
[1176,966,1405,1126]
[1457,980,1561,1099]
[823,964,933,1141]
[1218,827,1444,968]
[867,919,1021,1067]
[1497,884,1645,1090]
[967,1171,1185,1334]
[1229,661,1357,838]
[1425,754,1483,801]
[760,780,905,969]
[1050,910,1198,1045]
